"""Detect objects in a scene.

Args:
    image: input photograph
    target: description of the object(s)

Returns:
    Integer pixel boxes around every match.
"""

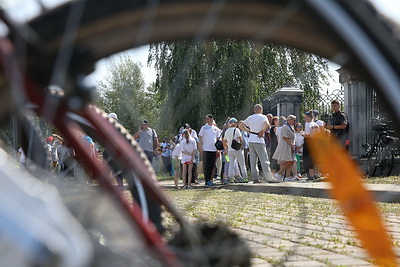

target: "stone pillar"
[268,86,304,119]
[337,68,372,158]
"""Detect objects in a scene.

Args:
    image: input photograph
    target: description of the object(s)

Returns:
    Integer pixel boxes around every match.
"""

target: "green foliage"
[149,40,330,132]
[95,53,160,133]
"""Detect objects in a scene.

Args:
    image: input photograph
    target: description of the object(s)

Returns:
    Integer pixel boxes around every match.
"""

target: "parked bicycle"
[365,121,400,177]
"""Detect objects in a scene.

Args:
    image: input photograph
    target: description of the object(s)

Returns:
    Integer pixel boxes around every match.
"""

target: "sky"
[1,0,399,90]
[84,46,156,88]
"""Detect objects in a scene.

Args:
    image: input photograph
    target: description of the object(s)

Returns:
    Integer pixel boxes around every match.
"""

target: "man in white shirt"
[240,104,279,183]
[199,114,221,186]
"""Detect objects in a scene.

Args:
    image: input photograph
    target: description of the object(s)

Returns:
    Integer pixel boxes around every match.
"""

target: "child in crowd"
[180,129,197,189]
[293,122,304,179]
[171,138,182,189]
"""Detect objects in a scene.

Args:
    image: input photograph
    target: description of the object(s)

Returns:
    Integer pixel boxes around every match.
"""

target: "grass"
[363,175,400,184]
[156,174,174,182]
[156,173,204,182]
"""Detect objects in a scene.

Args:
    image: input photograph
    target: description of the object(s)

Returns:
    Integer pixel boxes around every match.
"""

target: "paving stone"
[345,247,369,257]
[282,260,326,266]
[329,257,373,266]
[288,246,330,255]
[312,253,358,261]
[251,257,273,266]
[286,254,310,261]
[256,251,286,259]
[251,247,281,255]
[246,241,268,248]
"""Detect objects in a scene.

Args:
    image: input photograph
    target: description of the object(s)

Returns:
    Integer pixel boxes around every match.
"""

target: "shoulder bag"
[231,128,242,150]
[214,128,224,150]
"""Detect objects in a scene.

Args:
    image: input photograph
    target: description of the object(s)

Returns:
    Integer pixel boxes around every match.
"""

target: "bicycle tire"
[18,0,400,123]
[381,148,394,177]
[366,146,377,177]
[367,146,394,177]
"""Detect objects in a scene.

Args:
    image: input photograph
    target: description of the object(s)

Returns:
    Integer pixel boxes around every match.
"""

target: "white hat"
[108,112,118,120]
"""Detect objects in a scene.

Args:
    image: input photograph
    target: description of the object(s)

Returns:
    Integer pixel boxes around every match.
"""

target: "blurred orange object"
[308,132,397,266]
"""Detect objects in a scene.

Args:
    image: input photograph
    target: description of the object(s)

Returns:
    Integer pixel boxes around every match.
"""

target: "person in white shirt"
[240,104,279,183]
[171,138,182,189]
[199,114,221,186]
[313,110,325,131]
[222,118,247,183]
[275,116,286,144]
[160,137,172,176]
[180,129,197,189]
[183,123,200,184]
[312,110,325,178]
[303,110,319,181]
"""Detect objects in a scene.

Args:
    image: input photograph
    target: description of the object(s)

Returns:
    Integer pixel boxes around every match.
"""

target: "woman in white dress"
[180,129,197,189]
[273,115,296,181]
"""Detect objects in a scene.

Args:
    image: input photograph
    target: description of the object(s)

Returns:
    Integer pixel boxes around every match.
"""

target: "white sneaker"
[274,173,284,181]
[266,178,281,183]
[284,177,295,182]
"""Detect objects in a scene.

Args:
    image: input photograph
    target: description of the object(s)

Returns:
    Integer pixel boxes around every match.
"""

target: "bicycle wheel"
[366,146,378,177]
[380,148,394,177]
[4,0,394,119]
[367,146,394,177]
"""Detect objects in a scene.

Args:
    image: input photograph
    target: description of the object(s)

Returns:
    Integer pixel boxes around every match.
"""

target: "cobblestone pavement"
[122,180,400,266]
[152,181,400,266]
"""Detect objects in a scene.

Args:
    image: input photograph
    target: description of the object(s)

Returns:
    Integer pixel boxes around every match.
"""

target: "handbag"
[214,140,223,150]
[214,129,225,150]
[231,128,242,150]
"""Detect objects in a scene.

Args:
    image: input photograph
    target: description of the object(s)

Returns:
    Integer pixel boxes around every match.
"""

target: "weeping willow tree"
[149,40,330,132]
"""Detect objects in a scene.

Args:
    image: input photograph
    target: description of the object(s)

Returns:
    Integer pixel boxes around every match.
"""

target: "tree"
[96,53,160,133]
[149,40,329,132]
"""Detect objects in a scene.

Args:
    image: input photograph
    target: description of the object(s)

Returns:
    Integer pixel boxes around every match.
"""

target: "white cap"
[108,112,118,120]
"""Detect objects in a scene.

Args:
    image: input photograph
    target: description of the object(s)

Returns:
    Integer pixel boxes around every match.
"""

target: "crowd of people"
[20,134,80,178]
[17,114,115,185]
[131,99,349,189]
[16,100,349,189]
